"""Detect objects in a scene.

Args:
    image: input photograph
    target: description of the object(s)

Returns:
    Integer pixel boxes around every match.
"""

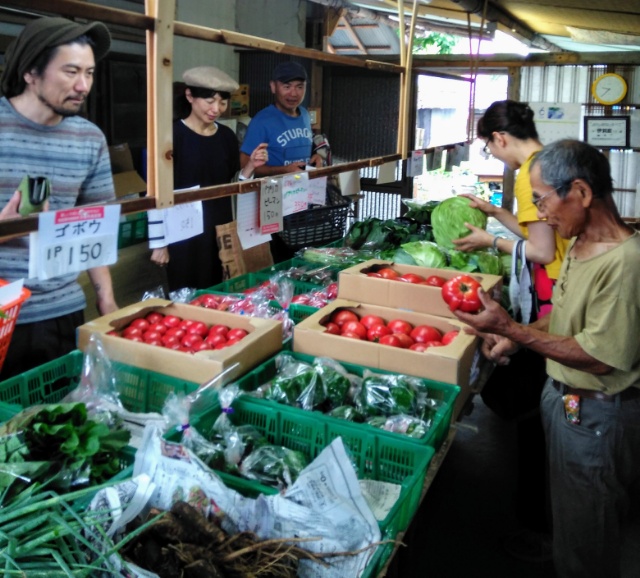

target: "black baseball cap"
[272,61,307,83]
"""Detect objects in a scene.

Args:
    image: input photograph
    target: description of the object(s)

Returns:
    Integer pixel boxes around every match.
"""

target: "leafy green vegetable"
[476,250,503,275]
[240,445,309,487]
[400,241,447,268]
[328,405,364,422]
[431,196,488,249]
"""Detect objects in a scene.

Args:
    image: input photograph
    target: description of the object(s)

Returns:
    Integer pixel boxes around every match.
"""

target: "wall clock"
[591,73,627,105]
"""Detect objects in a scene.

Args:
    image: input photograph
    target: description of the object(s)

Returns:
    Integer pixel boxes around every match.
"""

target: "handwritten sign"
[282,172,309,216]
[30,204,120,280]
[407,150,425,177]
[259,178,283,234]
[237,191,272,250]
[307,175,327,205]
[160,202,204,245]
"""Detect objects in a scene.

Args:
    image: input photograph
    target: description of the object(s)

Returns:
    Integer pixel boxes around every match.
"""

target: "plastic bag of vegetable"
[431,196,488,249]
[312,357,360,410]
[239,445,308,488]
[366,414,430,439]
[356,374,417,417]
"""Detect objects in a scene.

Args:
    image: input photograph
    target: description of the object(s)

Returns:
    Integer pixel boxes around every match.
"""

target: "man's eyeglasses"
[532,183,569,210]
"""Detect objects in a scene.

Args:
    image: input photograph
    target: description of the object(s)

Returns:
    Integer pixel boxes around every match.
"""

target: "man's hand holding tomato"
[452,288,520,365]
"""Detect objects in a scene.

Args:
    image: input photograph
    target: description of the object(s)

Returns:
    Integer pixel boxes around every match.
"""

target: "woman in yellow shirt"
[454,100,569,315]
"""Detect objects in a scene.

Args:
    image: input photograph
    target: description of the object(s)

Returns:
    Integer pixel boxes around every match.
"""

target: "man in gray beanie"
[0,16,118,379]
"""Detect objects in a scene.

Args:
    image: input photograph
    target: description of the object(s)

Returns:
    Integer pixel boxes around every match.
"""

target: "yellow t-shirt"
[514,153,569,280]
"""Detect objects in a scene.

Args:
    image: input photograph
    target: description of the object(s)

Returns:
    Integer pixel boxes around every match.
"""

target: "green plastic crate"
[287,303,319,324]
[168,395,434,540]
[234,351,459,451]
[0,350,199,415]
[118,213,148,249]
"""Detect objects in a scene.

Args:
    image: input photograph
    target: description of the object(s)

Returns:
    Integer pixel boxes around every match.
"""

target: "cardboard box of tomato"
[76,298,283,385]
[293,299,481,417]
[337,259,502,319]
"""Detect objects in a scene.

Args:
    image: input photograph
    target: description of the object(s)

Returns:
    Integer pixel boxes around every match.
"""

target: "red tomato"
[227,328,249,341]
[205,333,227,347]
[195,341,213,351]
[367,324,392,342]
[178,319,195,331]
[225,337,242,347]
[181,333,203,350]
[398,273,425,284]
[161,334,181,348]
[148,322,168,335]
[291,294,311,305]
[324,322,341,335]
[424,275,447,287]
[387,319,413,335]
[325,282,338,300]
[123,326,143,339]
[123,333,143,342]
[331,309,359,327]
[145,312,164,325]
[377,267,399,280]
[409,343,429,352]
[165,327,186,340]
[341,331,362,340]
[441,330,459,345]
[129,318,150,332]
[410,324,443,344]
[394,333,415,348]
[187,321,208,337]
[366,272,382,278]
[341,320,367,339]
[166,341,182,351]
[424,340,444,348]
[360,314,386,329]
[143,329,163,343]
[106,330,120,336]
[200,294,222,309]
[209,324,230,337]
[441,275,482,312]
[379,334,402,347]
[162,315,181,328]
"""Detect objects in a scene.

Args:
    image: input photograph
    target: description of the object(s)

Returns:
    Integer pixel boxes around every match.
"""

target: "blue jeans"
[541,378,640,578]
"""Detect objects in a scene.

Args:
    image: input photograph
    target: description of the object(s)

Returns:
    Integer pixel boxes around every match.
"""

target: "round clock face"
[592,74,627,105]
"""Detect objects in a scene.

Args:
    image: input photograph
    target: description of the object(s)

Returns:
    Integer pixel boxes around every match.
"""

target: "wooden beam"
[340,16,368,55]
[145,0,175,208]
[325,6,344,38]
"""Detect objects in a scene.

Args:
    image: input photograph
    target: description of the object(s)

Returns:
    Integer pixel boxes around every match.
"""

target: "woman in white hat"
[149,66,267,290]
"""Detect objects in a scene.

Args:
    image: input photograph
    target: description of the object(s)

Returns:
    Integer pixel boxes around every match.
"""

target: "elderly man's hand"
[0,191,22,221]
[480,333,520,365]
[453,288,513,336]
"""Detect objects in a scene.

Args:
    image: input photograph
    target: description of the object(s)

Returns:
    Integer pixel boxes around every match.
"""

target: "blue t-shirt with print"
[241,104,312,167]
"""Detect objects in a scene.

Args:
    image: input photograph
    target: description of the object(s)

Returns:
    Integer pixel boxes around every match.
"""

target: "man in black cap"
[0,16,118,379]
[239,60,322,177]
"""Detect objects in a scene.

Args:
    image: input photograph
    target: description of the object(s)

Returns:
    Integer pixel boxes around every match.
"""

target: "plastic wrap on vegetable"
[168,286,197,303]
[239,445,308,488]
[298,246,368,267]
[61,333,122,426]
[264,353,317,407]
[328,405,364,422]
[312,357,359,411]
[366,414,430,439]
[356,373,417,417]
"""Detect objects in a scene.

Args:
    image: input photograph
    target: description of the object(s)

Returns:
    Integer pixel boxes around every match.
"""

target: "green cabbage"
[431,196,488,249]
[400,241,446,268]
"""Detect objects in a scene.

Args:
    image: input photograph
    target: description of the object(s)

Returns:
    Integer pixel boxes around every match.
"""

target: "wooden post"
[396,1,406,154]
[145,0,175,208]
[402,0,419,159]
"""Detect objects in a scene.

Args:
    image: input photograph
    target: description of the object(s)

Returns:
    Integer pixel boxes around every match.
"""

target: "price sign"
[259,178,283,234]
[282,172,309,216]
[407,150,425,177]
[30,204,120,280]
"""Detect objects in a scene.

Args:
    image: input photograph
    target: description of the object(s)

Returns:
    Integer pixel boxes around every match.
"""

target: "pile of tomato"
[110,311,249,353]
[323,309,459,351]
[364,267,447,287]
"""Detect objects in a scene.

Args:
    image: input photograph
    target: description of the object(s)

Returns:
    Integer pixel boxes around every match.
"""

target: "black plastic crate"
[277,202,349,249]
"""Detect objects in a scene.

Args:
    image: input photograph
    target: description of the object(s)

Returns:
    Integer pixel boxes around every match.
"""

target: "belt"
[552,379,640,403]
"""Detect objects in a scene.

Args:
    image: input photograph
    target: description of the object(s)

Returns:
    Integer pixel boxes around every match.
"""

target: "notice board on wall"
[530,103,582,145]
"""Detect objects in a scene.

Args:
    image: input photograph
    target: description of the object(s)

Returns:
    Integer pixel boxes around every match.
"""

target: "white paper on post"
[282,172,309,216]
[407,150,425,177]
[307,175,327,205]
[259,178,283,235]
[237,191,272,250]
[377,161,397,184]
[29,204,120,280]
[338,170,361,197]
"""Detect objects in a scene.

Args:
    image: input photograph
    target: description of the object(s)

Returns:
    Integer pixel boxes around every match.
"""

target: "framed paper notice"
[584,116,630,148]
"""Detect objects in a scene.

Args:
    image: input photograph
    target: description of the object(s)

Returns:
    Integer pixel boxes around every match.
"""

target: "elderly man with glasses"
[454,138,640,578]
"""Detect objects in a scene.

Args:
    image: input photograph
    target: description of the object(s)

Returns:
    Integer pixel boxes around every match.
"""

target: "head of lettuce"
[431,196,488,250]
